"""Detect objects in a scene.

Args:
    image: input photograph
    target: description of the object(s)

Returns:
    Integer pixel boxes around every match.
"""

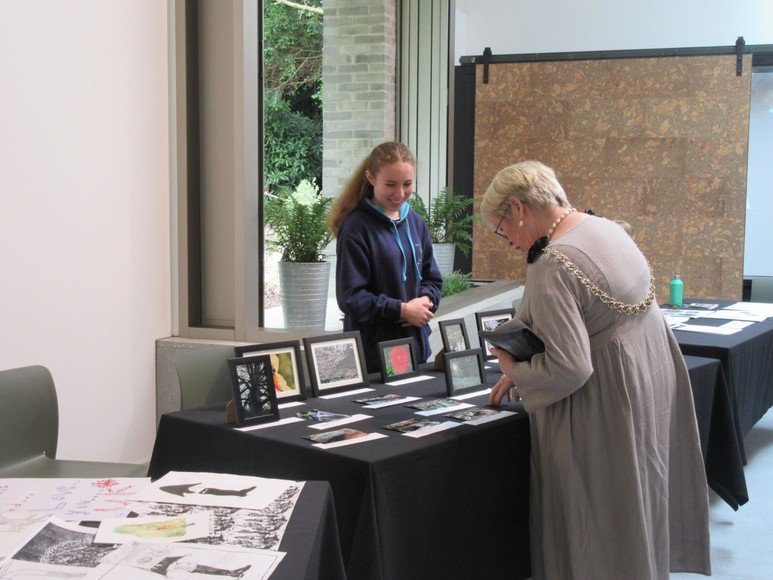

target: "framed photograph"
[475,308,515,358]
[377,337,420,383]
[443,348,487,396]
[226,355,280,427]
[303,332,369,396]
[439,318,471,353]
[234,340,307,401]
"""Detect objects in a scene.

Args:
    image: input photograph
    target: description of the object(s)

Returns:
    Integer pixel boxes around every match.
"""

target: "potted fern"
[408,187,476,275]
[264,179,333,329]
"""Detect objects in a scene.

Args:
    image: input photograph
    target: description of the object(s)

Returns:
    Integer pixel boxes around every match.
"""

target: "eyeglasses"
[492,214,508,239]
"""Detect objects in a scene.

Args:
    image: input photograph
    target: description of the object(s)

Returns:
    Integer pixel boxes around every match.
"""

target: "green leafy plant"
[408,187,477,257]
[264,179,333,263]
[441,270,473,298]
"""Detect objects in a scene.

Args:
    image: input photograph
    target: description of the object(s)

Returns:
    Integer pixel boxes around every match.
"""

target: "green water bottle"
[670,274,683,308]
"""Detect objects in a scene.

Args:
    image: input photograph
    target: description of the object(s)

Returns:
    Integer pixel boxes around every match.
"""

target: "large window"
[170,0,451,341]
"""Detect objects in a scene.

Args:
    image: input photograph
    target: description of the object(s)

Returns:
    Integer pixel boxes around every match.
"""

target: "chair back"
[175,345,236,409]
[750,277,773,303]
[0,365,59,467]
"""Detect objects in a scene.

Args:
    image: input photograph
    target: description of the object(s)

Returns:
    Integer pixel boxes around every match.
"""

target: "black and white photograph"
[439,318,471,353]
[475,308,515,358]
[443,348,487,395]
[303,332,369,396]
[235,340,307,401]
[1,517,120,577]
[227,355,280,427]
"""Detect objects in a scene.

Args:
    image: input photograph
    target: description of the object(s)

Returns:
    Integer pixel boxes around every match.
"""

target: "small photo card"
[303,428,370,444]
[296,409,351,422]
[382,417,442,433]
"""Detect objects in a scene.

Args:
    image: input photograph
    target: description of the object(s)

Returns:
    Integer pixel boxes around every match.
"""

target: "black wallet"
[479,317,545,361]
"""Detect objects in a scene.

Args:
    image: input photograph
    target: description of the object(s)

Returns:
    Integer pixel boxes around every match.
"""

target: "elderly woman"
[482,161,710,579]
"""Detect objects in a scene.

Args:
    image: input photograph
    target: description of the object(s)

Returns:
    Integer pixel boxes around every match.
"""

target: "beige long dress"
[514,216,710,579]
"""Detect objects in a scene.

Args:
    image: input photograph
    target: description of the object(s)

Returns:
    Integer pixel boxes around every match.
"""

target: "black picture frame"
[234,340,307,402]
[377,337,420,383]
[226,355,280,427]
[475,308,515,359]
[438,318,471,353]
[303,332,369,396]
[443,348,487,396]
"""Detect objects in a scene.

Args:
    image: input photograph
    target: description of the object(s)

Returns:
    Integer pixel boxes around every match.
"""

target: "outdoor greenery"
[441,270,473,298]
[264,179,333,263]
[264,0,323,192]
[408,187,478,257]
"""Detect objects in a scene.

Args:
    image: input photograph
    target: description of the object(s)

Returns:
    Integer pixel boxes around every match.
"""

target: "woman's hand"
[489,373,519,405]
[489,347,519,405]
[401,296,435,327]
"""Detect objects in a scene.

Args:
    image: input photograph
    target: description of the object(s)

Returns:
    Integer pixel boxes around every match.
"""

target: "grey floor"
[672,406,773,579]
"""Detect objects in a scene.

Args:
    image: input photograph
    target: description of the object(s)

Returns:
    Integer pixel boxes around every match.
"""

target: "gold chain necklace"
[543,247,656,315]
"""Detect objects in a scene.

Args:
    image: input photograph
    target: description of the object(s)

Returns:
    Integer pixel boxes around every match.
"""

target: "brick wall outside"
[322,0,398,197]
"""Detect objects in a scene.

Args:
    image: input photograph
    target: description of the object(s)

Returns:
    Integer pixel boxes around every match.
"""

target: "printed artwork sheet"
[0,477,149,559]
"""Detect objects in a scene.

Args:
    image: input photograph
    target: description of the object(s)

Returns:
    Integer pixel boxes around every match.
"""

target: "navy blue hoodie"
[336,199,443,373]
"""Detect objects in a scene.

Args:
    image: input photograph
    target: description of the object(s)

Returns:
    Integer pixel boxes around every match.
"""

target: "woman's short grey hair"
[480,160,570,219]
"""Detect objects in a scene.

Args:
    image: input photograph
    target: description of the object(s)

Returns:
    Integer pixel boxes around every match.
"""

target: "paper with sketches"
[1,516,122,577]
[0,477,149,559]
[128,482,303,552]
[90,539,285,579]
[94,512,213,544]
[132,472,299,510]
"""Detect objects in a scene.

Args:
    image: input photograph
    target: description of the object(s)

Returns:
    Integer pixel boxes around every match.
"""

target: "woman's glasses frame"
[493,213,508,239]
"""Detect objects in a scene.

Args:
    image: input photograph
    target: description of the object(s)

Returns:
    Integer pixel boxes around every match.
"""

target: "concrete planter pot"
[433,242,456,276]
[278,261,331,330]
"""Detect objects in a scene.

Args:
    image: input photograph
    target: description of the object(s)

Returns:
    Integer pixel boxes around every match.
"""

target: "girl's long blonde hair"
[329,142,416,236]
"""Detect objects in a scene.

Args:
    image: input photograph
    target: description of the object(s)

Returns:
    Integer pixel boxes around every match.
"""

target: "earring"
[518,220,524,227]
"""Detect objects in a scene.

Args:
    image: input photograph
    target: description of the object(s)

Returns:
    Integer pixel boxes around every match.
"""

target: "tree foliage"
[264,0,323,191]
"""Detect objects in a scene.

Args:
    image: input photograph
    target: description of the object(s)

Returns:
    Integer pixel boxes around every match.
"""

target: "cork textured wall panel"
[472,55,751,301]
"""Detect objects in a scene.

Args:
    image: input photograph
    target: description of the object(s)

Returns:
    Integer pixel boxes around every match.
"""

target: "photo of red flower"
[388,345,411,375]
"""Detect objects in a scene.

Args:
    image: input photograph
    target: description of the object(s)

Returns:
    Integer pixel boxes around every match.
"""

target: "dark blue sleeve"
[335,229,402,324]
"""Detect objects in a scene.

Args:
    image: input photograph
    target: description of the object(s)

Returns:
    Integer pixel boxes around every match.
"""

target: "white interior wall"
[455,0,773,61]
[0,1,169,464]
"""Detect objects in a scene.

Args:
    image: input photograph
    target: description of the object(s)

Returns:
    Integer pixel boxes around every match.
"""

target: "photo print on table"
[439,318,471,354]
[443,348,487,396]
[475,308,515,359]
[303,332,369,396]
[227,355,280,427]
[377,337,420,383]
[235,340,307,402]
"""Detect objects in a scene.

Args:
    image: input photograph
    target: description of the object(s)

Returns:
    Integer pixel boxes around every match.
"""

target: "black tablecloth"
[673,301,773,459]
[684,355,748,509]
[274,480,346,580]
[149,366,531,580]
